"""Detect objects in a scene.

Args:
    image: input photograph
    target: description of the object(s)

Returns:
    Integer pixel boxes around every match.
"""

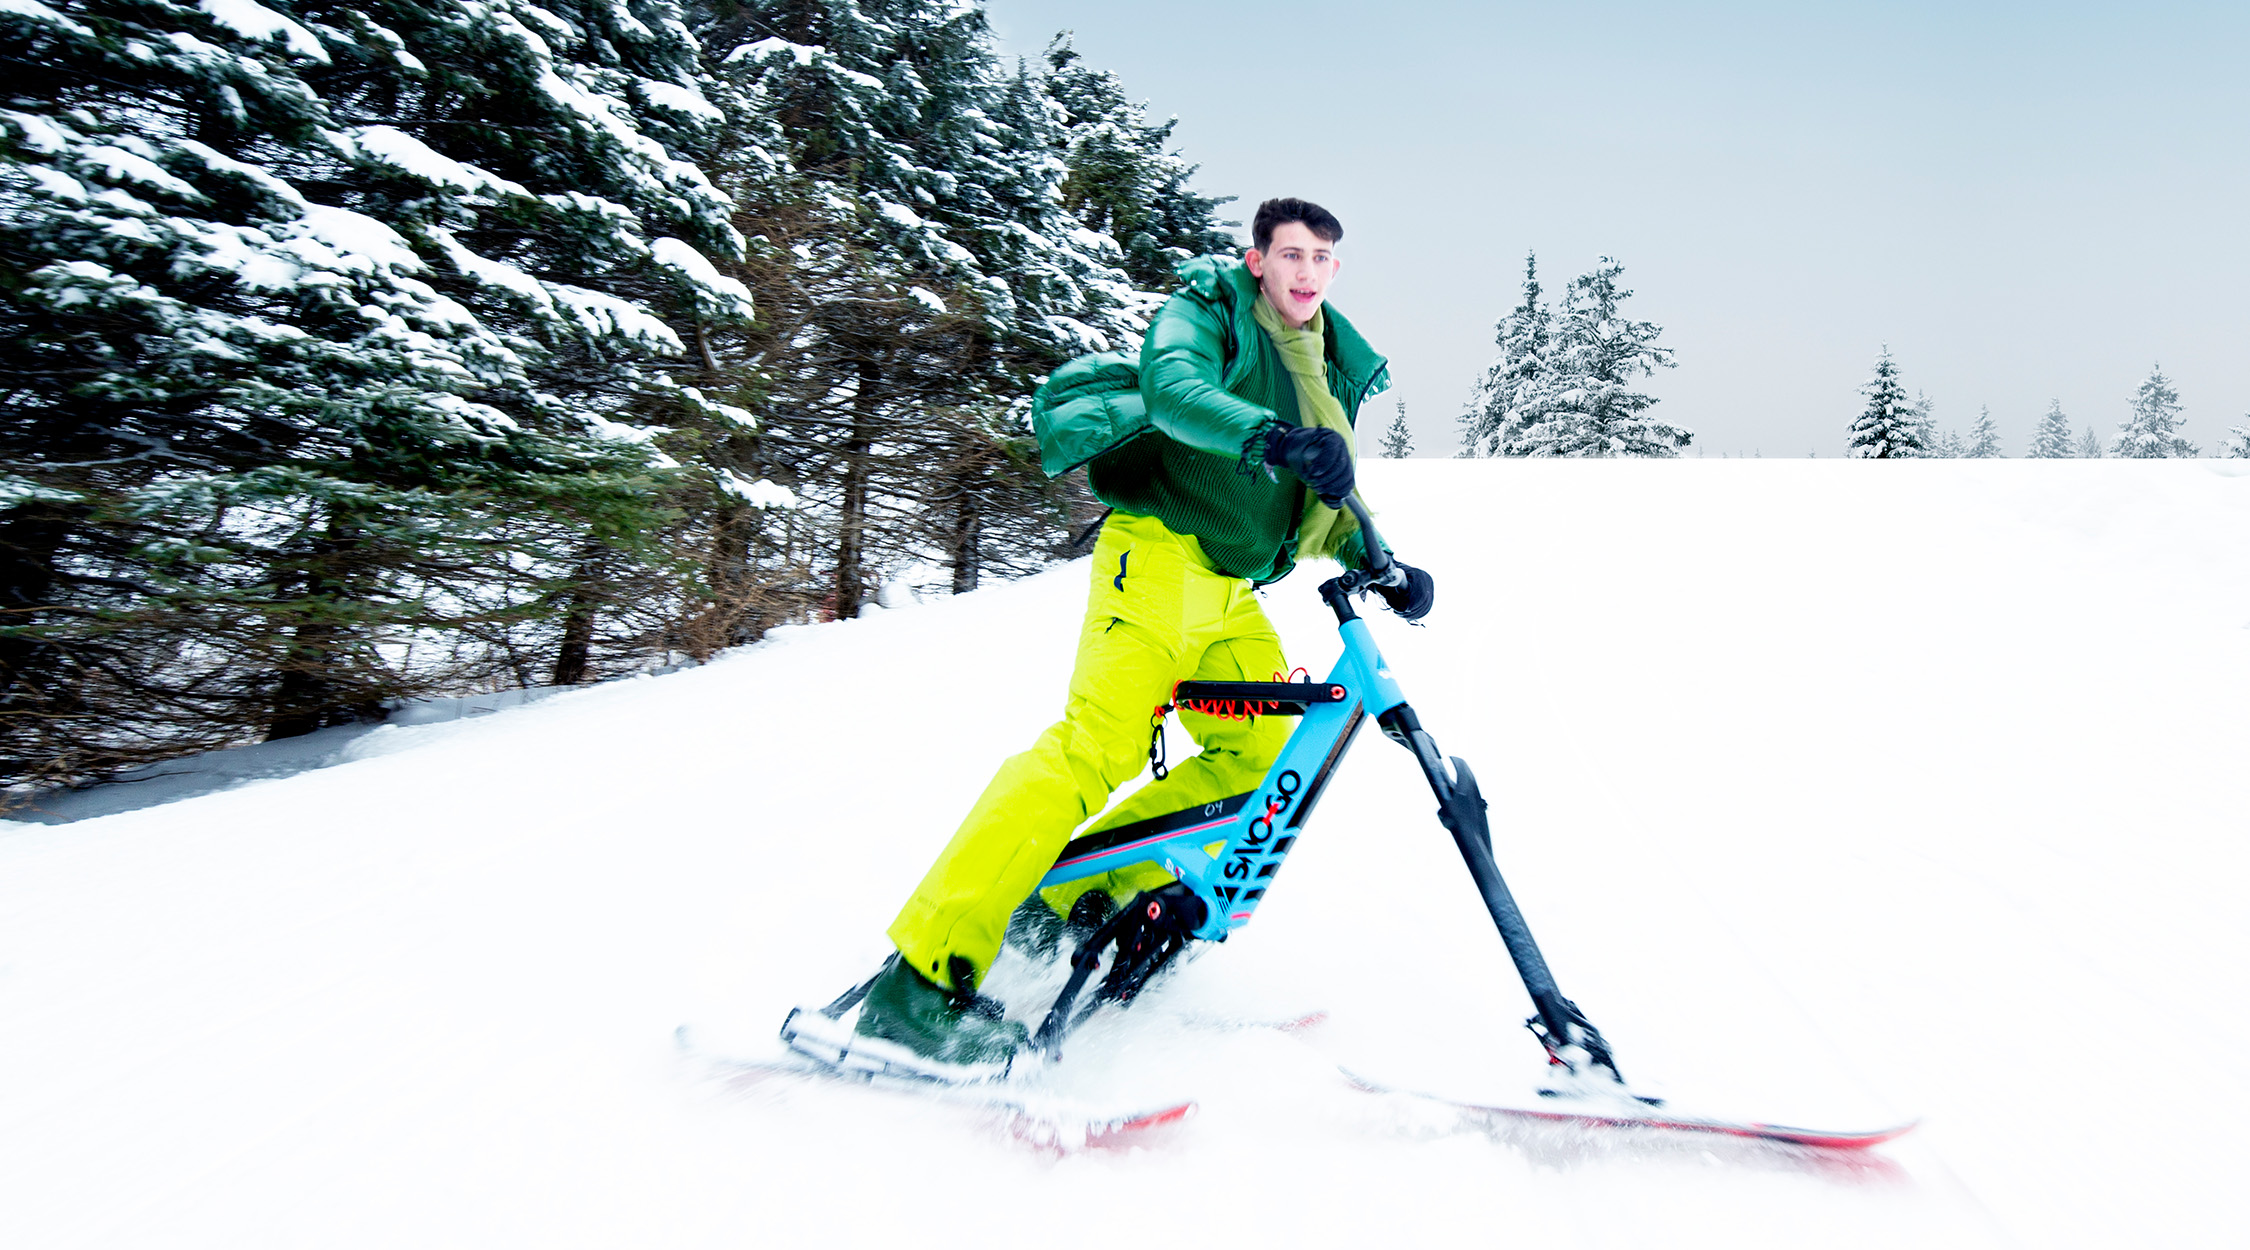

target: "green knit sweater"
[1088,257,1391,584]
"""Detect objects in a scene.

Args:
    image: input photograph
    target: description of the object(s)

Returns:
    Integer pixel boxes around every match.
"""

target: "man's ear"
[1244,248,1265,279]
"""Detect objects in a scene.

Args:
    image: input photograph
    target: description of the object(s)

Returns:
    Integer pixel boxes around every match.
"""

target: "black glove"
[1372,562,1434,621]
[1263,424,1356,504]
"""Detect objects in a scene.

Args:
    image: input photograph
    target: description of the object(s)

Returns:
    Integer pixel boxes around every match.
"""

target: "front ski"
[1339,1068,1915,1151]
[676,1021,1194,1154]
[1179,1008,1330,1034]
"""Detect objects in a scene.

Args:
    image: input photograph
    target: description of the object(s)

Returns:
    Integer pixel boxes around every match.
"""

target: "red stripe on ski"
[1337,1070,1914,1152]
[1003,1100,1195,1153]
[1460,1102,1916,1150]
[1086,1101,1195,1145]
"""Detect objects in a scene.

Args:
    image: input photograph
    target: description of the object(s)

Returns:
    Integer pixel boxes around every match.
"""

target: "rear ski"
[677,1015,1194,1154]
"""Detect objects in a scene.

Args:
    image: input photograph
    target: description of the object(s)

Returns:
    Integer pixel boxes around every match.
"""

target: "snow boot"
[852,954,1027,1069]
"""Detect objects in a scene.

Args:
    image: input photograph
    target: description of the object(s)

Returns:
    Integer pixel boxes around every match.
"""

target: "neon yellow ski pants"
[888,512,1292,990]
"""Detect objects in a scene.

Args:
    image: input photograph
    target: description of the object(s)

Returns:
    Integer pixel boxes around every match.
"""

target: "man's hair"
[1252,198,1343,254]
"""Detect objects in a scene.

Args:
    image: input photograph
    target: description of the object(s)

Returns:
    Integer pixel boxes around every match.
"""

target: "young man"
[845,198,1434,1067]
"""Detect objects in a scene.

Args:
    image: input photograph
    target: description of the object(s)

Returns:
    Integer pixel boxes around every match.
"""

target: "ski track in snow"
[4,460,2246,1248]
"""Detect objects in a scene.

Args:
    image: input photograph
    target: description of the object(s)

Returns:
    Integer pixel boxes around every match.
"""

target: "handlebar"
[1314,493,1408,623]
[1336,492,1396,580]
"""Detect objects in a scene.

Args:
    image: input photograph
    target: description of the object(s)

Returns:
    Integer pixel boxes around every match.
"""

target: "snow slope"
[4,460,2246,1249]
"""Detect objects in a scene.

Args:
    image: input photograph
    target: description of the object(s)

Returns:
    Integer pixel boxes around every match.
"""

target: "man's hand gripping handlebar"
[1337,495,1435,622]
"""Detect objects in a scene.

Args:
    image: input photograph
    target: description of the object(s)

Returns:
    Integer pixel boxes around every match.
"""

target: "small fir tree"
[1965,405,2003,458]
[1379,400,1415,458]
[1916,394,1958,457]
[2111,366,2198,458]
[1460,252,1555,457]
[2077,426,2104,458]
[2222,421,2250,459]
[1848,350,1925,458]
[2028,401,2075,458]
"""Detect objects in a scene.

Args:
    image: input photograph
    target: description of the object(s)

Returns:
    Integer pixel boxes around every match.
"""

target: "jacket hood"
[1171,255,1389,401]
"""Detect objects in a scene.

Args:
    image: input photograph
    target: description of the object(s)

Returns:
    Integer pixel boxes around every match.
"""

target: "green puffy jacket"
[1060,256,1391,584]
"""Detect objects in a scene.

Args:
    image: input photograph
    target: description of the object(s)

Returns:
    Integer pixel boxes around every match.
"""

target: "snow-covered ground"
[4,460,2245,1248]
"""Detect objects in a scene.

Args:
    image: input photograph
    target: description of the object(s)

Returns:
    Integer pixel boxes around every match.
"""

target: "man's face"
[1245,221,1341,329]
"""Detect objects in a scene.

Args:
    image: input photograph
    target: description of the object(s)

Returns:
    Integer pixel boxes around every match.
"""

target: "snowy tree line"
[1851,350,2246,459]
[0,0,1231,795]
[1457,252,1690,458]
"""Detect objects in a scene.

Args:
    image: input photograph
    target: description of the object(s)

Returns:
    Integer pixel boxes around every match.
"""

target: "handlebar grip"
[1342,494,1394,576]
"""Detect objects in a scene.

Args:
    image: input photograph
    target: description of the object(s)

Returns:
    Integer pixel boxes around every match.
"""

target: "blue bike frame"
[1030,497,1630,1085]
[1033,586,1396,942]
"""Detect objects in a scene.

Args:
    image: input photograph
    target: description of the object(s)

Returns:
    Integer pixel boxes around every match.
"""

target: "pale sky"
[983,0,2250,456]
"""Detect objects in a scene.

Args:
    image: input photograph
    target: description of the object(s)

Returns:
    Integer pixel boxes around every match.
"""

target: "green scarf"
[1253,295,1361,562]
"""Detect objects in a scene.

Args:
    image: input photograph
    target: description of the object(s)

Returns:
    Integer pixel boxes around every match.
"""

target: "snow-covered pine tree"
[1459,252,1554,457]
[1914,394,1958,457]
[0,0,754,786]
[316,0,768,695]
[703,1,1225,612]
[1496,257,1687,457]
[1538,259,1686,456]
[1848,350,1924,458]
[2028,400,2074,458]
[2077,426,2103,458]
[1965,405,2003,458]
[711,3,1084,610]
[1379,400,1415,458]
[2224,421,2250,459]
[1040,34,1234,292]
[2111,366,2198,458]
